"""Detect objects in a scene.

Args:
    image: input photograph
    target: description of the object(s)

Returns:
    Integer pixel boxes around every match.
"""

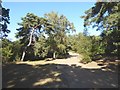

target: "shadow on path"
[2,62,118,88]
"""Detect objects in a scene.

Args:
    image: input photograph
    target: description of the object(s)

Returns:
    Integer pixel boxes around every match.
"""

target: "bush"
[80,54,92,64]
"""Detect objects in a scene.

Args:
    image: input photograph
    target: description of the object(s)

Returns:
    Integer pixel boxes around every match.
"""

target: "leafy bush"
[68,33,92,63]
[80,55,91,64]
[1,39,13,62]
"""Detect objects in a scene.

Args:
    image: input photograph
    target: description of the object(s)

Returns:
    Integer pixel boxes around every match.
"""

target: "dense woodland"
[0,2,120,63]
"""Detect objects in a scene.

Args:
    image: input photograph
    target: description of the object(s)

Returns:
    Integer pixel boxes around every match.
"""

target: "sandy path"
[2,52,119,88]
[16,52,108,69]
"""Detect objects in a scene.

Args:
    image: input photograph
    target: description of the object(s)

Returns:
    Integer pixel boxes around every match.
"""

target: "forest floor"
[2,52,119,88]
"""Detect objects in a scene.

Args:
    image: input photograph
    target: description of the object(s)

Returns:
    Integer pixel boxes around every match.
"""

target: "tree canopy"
[81,2,119,31]
[44,11,75,59]
[16,13,50,61]
[16,12,75,61]
[0,3,10,39]
[81,2,120,59]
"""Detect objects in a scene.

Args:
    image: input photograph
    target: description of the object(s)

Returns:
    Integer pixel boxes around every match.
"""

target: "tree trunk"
[20,28,34,61]
[27,27,34,47]
[53,51,56,60]
[21,51,26,61]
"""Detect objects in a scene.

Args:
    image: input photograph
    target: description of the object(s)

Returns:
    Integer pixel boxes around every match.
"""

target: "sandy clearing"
[3,52,118,88]
[16,52,110,69]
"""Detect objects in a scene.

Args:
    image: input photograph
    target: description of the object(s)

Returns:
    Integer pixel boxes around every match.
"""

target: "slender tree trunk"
[27,28,34,47]
[53,51,56,60]
[21,28,35,61]
[21,51,26,61]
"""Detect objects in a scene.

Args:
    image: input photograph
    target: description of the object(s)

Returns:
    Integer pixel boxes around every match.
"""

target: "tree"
[11,40,22,61]
[16,13,48,61]
[34,34,49,59]
[16,12,75,61]
[68,33,92,63]
[90,35,104,60]
[0,3,10,39]
[0,2,10,63]
[44,11,75,59]
[0,39,13,62]
[81,2,120,59]
[81,2,118,30]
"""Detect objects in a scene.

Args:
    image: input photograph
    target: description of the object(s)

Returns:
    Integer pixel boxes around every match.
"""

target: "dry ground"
[2,52,119,88]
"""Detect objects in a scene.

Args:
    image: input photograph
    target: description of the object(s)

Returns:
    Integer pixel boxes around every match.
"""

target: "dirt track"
[2,52,119,88]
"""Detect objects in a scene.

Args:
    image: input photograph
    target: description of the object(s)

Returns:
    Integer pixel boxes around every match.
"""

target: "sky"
[2,2,101,41]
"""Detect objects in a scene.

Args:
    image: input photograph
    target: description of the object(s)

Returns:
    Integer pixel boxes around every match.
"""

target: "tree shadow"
[44,53,78,61]
[67,54,78,58]
[2,62,119,88]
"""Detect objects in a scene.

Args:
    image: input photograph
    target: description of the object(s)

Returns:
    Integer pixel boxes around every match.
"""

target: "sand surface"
[2,52,119,88]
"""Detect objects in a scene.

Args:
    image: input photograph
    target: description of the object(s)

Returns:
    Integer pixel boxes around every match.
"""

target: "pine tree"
[44,11,75,59]
[16,13,48,61]
[81,2,120,59]
[0,3,10,39]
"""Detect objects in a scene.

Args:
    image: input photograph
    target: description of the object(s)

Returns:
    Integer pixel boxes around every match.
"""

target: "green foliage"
[101,29,120,57]
[44,11,75,59]
[15,12,75,60]
[1,39,13,62]
[68,33,92,63]
[80,54,91,64]
[68,33,106,63]
[90,36,104,60]
[16,13,49,61]
[34,35,49,59]
[11,40,22,61]
[0,3,10,38]
[16,13,44,46]
[82,2,120,59]
[1,39,22,62]
[81,2,119,30]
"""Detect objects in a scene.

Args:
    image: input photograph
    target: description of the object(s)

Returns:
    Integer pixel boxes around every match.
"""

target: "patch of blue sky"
[2,2,101,41]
